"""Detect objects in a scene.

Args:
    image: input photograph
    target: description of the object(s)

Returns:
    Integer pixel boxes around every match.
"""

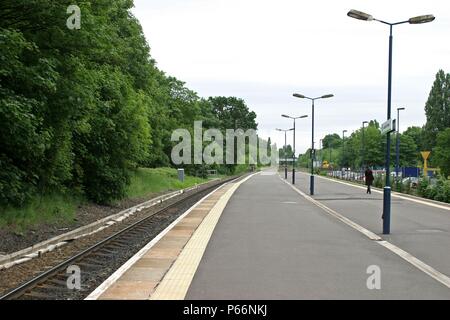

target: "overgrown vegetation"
[0,1,259,214]
[325,172,450,204]
[0,194,80,232]
[125,168,212,199]
[0,168,212,231]
[417,177,450,203]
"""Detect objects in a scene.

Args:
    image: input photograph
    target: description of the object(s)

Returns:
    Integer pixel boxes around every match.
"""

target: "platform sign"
[380,119,396,135]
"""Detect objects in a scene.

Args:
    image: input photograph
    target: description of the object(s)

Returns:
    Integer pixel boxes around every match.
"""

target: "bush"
[416,177,450,203]
[418,178,429,197]
[82,165,130,205]
[394,180,404,193]
[433,178,450,203]
[426,186,437,200]
[0,156,35,207]
[443,180,450,203]
[404,180,411,195]
[374,175,384,188]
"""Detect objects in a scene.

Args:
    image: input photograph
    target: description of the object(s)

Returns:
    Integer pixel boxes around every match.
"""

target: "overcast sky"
[132,0,449,154]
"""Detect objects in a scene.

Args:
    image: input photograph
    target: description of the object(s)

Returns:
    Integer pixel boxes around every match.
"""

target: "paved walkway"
[88,182,236,300]
[186,171,450,299]
[290,171,450,276]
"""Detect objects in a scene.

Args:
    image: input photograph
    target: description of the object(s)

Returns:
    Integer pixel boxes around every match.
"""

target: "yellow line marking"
[85,183,229,300]
[149,173,259,300]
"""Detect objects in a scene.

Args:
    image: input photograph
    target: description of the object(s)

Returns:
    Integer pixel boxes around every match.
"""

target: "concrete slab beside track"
[87,169,450,300]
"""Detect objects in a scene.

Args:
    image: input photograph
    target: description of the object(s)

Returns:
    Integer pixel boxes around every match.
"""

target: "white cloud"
[132,0,450,153]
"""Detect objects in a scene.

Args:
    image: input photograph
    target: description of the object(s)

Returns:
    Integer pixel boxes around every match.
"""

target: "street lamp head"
[293,93,306,99]
[347,9,374,21]
[299,115,308,119]
[409,15,435,24]
[321,94,334,99]
[363,121,369,124]
[343,130,348,133]
[398,107,406,111]
[281,114,291,119]
[276,129,283,132]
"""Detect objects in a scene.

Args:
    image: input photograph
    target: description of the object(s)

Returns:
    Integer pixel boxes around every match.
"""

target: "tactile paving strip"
[149,175,255,300]
[97,184,234,300]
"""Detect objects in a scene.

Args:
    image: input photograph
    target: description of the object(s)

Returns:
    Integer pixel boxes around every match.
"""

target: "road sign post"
[421,151,431,178]
[381,119,396,135]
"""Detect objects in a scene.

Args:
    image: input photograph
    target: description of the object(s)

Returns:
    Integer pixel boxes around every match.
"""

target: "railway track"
[0,175,243,300]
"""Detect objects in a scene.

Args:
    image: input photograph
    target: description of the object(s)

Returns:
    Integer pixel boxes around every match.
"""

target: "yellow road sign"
[421,151,431,160]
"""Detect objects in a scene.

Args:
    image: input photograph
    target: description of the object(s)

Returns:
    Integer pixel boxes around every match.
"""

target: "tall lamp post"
[293,93,334,195]
[362,121,369,182]
[281,114,308,185]
[319,139,323,167]
[342,130,347,178]
[396,107,406,180]
[276,128,294,179]
[329,141,332,168]
[347,9,435,235]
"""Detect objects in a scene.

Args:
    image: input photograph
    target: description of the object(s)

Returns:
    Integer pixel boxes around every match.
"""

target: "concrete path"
[290,171,450,276]
[186,171,450,299]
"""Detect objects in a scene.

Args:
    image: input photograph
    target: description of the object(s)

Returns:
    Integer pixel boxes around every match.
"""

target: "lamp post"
[362,121,369,182]
[319,139,323,167]
[347,9,435,235]
[281,114,308,185]
[396,107,406,180]
[342,130,347,178]
[276,128,294,179]
[329,141,332,167]
[293,93,334,195]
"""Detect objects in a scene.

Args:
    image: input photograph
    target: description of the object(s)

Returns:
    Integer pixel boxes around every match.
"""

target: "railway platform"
[86,170,450,300]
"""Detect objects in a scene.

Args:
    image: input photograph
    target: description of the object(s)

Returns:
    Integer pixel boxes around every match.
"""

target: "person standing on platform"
[365,167,374,194]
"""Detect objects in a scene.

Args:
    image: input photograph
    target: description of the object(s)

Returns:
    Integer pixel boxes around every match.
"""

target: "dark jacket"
[365,169,374,186]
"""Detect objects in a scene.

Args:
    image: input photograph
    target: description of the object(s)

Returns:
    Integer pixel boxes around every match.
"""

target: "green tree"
[208,96,258,131]
[1,0,163,204]
[403,126,425,163]
[340,135,355,168]
[322,134,341,149]
[0,0,260,209]
[434,128,450,178]
[398,134,419,167]
[267,137,272,157]
[423,70,450,149]
[0,28,56,206]
[279,145,294,159]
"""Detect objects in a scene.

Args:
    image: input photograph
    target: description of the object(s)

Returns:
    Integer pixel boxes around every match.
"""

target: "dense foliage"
[300,70,449,177]
[418,177,450,203]
[433,128,450,178]
[423,70,450,150]
[0,1,258,207]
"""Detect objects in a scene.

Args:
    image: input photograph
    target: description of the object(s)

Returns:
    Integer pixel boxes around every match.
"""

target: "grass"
[0,167,214,232]
[0,194,80,233]
[125,167,212,199]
